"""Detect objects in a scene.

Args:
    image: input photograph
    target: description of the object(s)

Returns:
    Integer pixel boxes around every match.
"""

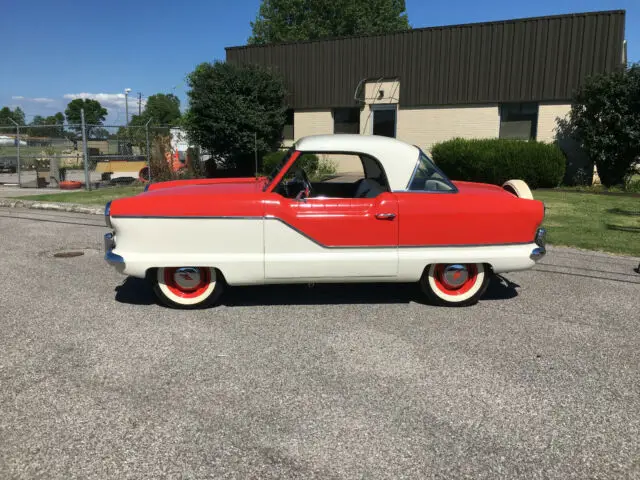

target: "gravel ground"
[0,208,639,479]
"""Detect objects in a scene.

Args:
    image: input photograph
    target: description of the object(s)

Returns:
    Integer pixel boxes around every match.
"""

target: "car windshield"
[407,150,457,192]
[264,146,295,191]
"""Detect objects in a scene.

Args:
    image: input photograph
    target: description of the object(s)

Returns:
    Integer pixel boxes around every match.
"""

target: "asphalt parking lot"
[1,208,639,479]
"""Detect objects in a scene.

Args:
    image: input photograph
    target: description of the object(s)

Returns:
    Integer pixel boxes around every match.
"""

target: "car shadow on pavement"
[223,274,518,306]
[483,274,520,301]
[115,277,158,306]
[114,274,519,307]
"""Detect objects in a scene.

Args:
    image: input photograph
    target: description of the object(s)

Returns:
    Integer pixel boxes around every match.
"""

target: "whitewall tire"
[502,179,534,199]
[420,263,490,307]
[152,266,224,309]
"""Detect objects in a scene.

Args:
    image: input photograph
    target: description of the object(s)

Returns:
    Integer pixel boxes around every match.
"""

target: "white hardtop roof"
[294,134,421,190]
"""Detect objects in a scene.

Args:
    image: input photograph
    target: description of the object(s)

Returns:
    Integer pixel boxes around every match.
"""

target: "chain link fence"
[0,120,203,190]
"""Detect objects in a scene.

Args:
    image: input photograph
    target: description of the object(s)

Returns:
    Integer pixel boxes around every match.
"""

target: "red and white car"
[104,134,546,308]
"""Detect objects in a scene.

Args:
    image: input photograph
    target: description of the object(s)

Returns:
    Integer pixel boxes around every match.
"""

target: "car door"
[263,192,399,279]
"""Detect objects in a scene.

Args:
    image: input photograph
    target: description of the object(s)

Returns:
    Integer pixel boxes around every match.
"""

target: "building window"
[371,105,397,138]
[333,107,360,134]
[283,109,294,141]
[499,103,538,140]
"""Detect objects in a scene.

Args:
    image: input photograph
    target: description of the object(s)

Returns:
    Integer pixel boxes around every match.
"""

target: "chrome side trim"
[108,215,538,251]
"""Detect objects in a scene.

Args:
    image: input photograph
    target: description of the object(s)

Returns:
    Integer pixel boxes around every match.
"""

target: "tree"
[45,112,66,138]
[184,61,287,172]
[249,0,410,44]
[557,63,640,187]
[28,112,66,138]
[12,107,25,125]
[91,127,110,140]
[0,106,26,126]
[114,93,182,152]
[64,98,107,137]
[137,93,181,126]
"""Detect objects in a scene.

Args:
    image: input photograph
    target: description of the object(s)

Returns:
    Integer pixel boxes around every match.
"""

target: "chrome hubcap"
[173,267,201,290]
[442,264,468,287]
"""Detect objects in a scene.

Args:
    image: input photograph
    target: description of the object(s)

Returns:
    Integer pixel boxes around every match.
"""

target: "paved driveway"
[1,208,638,479]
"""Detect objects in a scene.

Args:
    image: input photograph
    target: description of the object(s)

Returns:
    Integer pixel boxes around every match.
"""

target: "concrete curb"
[0,199,104,215]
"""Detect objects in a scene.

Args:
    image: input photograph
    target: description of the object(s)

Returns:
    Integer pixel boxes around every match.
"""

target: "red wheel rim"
[163,267,212,299]
[433,264,478,296]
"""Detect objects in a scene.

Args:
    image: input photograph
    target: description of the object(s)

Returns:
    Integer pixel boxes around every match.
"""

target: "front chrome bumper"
[104,232,124,265]
[530,228,547,261]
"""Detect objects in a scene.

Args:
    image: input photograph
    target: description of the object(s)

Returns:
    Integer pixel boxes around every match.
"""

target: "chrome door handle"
[375,213,396,220]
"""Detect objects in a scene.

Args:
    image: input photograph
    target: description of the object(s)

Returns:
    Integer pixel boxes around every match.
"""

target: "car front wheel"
[152,266,224,309]
[420,263,490,307]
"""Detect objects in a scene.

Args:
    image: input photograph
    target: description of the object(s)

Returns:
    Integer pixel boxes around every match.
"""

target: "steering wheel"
[293,168,313,200]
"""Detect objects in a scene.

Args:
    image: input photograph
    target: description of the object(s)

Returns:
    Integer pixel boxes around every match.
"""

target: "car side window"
[408,151,456,192]
[273,152,391,199]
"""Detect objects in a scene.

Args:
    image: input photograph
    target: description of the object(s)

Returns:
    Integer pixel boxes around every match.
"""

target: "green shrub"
[431,138,566,189]
[261,150,336,181]
[261,150,290,174]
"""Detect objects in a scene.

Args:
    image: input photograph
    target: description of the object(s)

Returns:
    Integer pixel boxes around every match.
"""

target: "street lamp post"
[124,88,132,126]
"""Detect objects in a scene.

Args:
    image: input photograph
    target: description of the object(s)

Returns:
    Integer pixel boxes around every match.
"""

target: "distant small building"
[226,10,627,154]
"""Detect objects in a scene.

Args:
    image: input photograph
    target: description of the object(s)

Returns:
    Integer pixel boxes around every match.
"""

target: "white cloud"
[12,96,56,104]
[63,92,146,111]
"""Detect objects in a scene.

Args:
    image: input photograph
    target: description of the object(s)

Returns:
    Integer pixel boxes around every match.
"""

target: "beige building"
[228,9,626,179]
[287,79,571,155]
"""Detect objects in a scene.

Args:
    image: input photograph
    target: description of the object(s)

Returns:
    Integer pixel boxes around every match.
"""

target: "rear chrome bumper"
[104,232,124,265]
[530,228,546,261]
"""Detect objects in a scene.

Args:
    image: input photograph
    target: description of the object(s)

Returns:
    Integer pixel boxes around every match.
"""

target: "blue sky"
[1,0,637,124]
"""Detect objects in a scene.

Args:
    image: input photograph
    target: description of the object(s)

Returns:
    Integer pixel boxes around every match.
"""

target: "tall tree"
[117,93,182,149]
[249,0,410,44]
[12,107,25,125]
[27,112,66,138]
[184,61,287,172]
[0,106,26,126]
[45,112,66,137]
[557,63,640,187]
[64,98,107,137]
[136,93,181,126]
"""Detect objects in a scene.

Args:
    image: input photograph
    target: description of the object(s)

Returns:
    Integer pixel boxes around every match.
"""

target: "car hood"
[144,176,269,195]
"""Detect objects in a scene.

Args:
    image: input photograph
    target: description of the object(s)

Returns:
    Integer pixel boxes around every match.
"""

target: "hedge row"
[430,138,566,189]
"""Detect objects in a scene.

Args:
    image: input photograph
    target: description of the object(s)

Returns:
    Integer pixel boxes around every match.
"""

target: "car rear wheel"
[152,266,224,309]
[420,263,490,307]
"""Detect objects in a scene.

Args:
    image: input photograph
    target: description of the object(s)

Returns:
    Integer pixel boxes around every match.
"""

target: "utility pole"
[81,108,91,191]
[124,88,131,126]
[8,118,20,187]
[138,92,142,115]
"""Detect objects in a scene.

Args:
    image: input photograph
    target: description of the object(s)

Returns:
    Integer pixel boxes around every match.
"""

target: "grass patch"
[535,190,640,256]
[13,185,144,205]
